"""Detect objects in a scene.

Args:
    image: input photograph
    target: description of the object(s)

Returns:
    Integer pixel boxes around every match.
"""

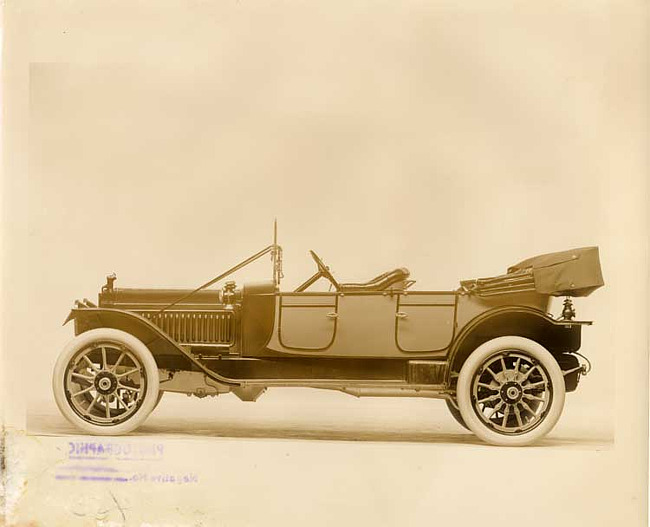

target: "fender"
[65,307,241,386]
[449,305,588,377]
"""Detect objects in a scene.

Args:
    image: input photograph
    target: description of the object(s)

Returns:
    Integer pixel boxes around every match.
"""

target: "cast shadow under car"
[137,419,612,448]
[27,412,613,449]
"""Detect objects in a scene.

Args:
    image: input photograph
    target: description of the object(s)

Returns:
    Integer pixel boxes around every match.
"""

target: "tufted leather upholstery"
[338,267,410,292]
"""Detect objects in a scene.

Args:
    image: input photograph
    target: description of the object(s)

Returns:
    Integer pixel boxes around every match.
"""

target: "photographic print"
[2,1,647,526]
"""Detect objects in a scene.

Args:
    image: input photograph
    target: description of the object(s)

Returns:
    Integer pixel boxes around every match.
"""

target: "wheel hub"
[94,372,118,395]
[500,381,523,404]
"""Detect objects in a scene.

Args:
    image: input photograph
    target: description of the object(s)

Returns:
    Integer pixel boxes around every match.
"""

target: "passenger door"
[333,292,399,357]
[395,293,457,352]
[277,293,338,351]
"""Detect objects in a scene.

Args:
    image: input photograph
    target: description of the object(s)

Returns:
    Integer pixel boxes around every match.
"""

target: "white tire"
[52,328,160,435]
[456,336,565,446]
[445,398,469,430]
[153,390,164,411]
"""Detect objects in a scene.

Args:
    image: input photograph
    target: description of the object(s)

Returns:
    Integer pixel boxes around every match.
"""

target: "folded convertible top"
[461,246,604,297]
[508,246,604,297]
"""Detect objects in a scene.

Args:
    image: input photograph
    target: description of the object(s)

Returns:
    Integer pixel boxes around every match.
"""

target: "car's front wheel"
[52,328,160,435]
[456,336,565,446]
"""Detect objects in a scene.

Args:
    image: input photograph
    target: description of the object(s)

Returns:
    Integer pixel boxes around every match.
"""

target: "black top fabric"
[508,246,604,297]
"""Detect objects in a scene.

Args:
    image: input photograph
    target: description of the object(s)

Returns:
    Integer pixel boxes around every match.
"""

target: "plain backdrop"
[2,1,647,526]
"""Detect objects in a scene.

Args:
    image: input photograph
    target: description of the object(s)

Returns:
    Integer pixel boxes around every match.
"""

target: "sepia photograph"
[2,1,647,526]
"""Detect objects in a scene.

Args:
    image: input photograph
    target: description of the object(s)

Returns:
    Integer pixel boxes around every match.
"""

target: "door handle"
[396,312,408,319]
[326,312,338,319]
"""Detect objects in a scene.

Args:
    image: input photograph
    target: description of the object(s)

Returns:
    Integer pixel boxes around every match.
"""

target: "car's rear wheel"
[456,336,565,446]
[52,328,160,435]
[445,398,469,430]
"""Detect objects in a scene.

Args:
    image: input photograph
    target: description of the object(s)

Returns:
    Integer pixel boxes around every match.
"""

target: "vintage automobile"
[52,225,604,445]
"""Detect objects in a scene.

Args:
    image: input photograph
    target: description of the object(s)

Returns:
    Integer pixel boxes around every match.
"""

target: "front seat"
[338,268,410,292]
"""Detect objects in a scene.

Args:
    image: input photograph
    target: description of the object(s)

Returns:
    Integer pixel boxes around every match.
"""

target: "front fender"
[65,307,240,386]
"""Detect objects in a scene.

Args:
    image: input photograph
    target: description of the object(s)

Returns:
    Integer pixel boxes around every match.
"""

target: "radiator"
[137,310,234,345]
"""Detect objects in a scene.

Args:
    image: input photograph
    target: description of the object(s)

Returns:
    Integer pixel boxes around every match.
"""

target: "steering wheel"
[309,250,339,289]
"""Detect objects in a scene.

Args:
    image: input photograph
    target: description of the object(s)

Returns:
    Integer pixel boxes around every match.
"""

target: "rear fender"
[65,308,240,386]
[449,306,585,379]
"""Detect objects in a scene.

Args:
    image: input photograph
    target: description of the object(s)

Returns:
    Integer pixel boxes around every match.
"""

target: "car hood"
[99,287,223,308]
